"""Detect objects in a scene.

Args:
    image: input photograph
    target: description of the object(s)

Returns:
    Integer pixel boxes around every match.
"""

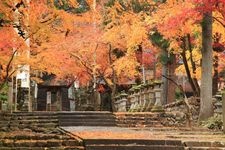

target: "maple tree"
[1,0,224,116]
[0,0,79,89]
[149,0,225,120]
[0,0,27,90]
[46,0,163,111]
[0,0,85,112]
[0,0,171,110]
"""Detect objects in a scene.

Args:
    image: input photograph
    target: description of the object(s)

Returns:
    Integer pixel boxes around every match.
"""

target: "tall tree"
[149,0,225,120]
[199,9,213,120]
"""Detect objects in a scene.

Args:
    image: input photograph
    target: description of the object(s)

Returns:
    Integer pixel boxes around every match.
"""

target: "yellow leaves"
[175,48,202,79]
[126,15,148,53]
[113,55,140,81]
[66,0,79,7]
[103,9,148,53]
[169,40,181,54]
[213,11,225,44]
[149,0,201,40]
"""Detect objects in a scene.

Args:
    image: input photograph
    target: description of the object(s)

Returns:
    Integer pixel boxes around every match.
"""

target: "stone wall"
[162,97,200,127]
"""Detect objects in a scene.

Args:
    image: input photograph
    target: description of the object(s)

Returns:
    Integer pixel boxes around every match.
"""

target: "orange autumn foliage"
[0,0,159,87]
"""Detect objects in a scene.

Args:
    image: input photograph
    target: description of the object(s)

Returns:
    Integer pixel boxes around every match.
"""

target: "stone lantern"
[120,92,129,112]
[114,95,120,112]
[128,87,135,111]
[145,83,155,111]
[151,81,164,112]
[139,83,150,111]
[132,86,141,112]
[116,92,128,112]
[137,84,145,111]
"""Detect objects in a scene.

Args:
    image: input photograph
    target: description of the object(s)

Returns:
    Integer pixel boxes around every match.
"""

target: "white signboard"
[47,91,51,104]
[16,65,30,88]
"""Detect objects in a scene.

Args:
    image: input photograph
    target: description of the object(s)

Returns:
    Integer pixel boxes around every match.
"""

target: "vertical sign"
[47,91,51,104]
[16,65,30,88]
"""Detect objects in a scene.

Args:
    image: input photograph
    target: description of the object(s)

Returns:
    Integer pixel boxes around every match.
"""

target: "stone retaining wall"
[162,97,200,127]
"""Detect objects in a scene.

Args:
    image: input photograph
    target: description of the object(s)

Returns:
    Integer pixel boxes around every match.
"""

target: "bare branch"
[213,17,225,28]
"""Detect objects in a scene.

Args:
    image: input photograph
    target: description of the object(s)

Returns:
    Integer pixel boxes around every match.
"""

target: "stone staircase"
[0,112,85,150]
[183,141,225,150]
[12,112,58,129]
[115,112,163,128]
[1,111,225,150]
[58,111,117,127]
[0,112,58,130]
[0,129,84,150]
[84,139,185,150]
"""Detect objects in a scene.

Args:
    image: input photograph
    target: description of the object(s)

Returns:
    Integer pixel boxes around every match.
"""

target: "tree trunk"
[213,55,219,95]
[199,12,213,121]
[181,45,198,97]
[161,48,168,104]
[187,34,200,96]
[167,54,176,104]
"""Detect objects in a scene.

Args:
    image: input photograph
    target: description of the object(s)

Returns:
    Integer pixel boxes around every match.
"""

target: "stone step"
[58,111,113,116]
[63,146,85,150]
[60,121,116,126]
[1,134,66,140]
[116,119,160,123]
[185,147,225,150]
[59,118,115,122]
[0,119,58,124]
[116,121,162,127]
[184,141,225,147]
[13,112,58,116]
[0,121,58,125]
[0,146,84,150]
[85,145,185,150]
[0,139,81,147]
[84,139,184,150]
[115,115,160,118]
[0,116,12,120]
[62,140,83,146]
[5,123,58,128]
[114,112,162,116]
[13,116,58,120]
[0,140,55,147]
[116,117,159,120]
[59,115,115,119]
[84,139,183,146]
[117,123,163,128]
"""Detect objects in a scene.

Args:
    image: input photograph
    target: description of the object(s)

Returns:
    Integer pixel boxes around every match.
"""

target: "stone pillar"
[132,92,139,112]
[126,95,131,111]
[151,85,164,112]
[129,95,135,111]
[142,88,149,111]
[121,97,128,112]
[146,88,155,111]
[136,91,142,112]
[116,97,128,112]
[114,96,120,112]
[141,89,146,105]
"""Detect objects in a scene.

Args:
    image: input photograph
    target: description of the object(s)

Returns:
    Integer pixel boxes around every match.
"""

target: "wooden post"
[222,93,225,133]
